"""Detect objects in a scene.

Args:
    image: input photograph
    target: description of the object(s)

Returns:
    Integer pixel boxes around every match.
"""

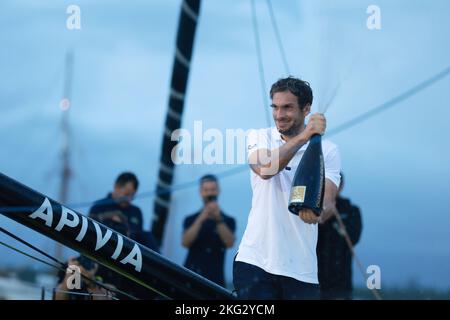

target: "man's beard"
[277,121,302,137]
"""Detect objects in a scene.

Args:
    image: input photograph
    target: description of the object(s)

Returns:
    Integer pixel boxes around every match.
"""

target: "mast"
[55,50,74,261]
[151,0,202,246]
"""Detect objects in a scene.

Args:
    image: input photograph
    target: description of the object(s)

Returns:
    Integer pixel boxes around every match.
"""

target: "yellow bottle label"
[291,186,306,203]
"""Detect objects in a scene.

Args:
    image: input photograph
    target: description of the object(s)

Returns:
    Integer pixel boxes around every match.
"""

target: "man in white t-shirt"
[233,77,341,299]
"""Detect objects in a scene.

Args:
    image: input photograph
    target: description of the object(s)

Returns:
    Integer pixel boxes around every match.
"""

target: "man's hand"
[298,209,320,224]
[301,113,326,141]
[89,284,117,300]
[59,257,98,291]
[318,206,337,224]
[198,206,210,223]
[207,202,222,222]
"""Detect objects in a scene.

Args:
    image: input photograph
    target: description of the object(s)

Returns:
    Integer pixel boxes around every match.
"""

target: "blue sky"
[1,0,450,293]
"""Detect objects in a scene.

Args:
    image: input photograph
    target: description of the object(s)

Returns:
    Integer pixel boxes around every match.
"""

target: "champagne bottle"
[288,134,325,216]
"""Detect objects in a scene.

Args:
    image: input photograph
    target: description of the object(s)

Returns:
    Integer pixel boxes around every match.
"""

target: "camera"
[205,195,217,203]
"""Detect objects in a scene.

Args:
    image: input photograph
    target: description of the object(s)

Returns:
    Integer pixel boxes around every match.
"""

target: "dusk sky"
[1,0,449,294]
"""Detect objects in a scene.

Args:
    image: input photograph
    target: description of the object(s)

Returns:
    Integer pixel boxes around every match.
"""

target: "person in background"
[55,212,130,300]
[182,174,236,287]
[55,212,159,300]
[317,172,363,299]
[89,171,159,252]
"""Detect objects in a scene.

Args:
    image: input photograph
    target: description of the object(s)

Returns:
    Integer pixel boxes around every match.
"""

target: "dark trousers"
[320,289,352,300]
[233,260,320,300]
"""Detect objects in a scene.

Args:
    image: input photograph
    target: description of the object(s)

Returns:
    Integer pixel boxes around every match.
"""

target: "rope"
[265,0,290,75]
[327,65,450,136]
[3,62,449,215]
[0,226,61,265]
[2,61,449,216]
[332,212,382,300]
[251,0,271,127]
[0,229,139,300]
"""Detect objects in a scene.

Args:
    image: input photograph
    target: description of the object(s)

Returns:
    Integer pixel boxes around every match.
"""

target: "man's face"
[112,181,137,207]
[200,181,219,204]
[271,91,310,137]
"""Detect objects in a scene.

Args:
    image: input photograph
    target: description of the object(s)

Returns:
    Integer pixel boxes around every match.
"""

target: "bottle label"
[291,186,306,203]
[315,154,325,208]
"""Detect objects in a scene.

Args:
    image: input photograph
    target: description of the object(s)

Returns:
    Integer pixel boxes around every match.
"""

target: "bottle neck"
[309,134,322,145]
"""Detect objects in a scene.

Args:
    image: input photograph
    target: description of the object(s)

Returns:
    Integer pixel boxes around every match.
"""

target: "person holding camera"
[54,256,114,300]
[54,212,129,300]
[89,172,159,252]
[182,174,236,287]
[55,212,159,300]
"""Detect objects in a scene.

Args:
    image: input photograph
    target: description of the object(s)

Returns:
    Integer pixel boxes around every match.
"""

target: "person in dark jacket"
[317,172,362,299]
[89,172,159,252]
[182,174,236,287]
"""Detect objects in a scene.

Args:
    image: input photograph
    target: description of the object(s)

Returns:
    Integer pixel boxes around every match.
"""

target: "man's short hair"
[115,172,139,190]
[270,76,313,109]
[199,174,218,186]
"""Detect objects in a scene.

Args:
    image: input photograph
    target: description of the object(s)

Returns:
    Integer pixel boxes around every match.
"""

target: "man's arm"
[345,205,362,245]
[248,113,326,180]
[181,210,208,248]
[319,179,339,224]
[299,178,338,224]
[216,219,235,248]
[136,208,144,231]
[249,135,308,179]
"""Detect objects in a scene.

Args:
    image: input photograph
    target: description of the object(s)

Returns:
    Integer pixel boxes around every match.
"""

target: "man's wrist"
[295,132,309,148]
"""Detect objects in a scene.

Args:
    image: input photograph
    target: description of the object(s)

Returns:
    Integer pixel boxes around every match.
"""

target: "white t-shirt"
[236,127,341,284]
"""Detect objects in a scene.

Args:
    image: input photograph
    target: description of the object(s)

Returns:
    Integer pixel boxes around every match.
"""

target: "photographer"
[55,212,158,300]
[54,212,130,300]
[182,174,236,287]
[89,172,159,252]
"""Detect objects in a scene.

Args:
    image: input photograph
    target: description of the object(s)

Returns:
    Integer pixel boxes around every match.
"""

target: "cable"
[0,166,249,213]
[0,240,63,271]
[327,65,450,136]
[0,229,139,300]
[0,223,172,300]
[50,288,119,300]
[251,0,271,127]
[332,212,382,300]
[265,0,290,75]
[0,226,61,265]
[1,64,449,214]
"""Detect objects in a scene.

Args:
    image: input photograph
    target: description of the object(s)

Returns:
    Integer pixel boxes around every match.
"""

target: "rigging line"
[0,240,64,271]
[0,232,139,300]
[49,288,118,300]
[320,80,341,114]
[0,222,170,300]
[0,239,138,300]
[0,226,61,265]
[320,55,359,114]
[265,0,290,75]
[0,165,250,213]
[251,0,272,127]
[0,272,116,300]
[333,212,383,300]
[327,65,450,136]
[319,48,361,114]
[3,61,449,214]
